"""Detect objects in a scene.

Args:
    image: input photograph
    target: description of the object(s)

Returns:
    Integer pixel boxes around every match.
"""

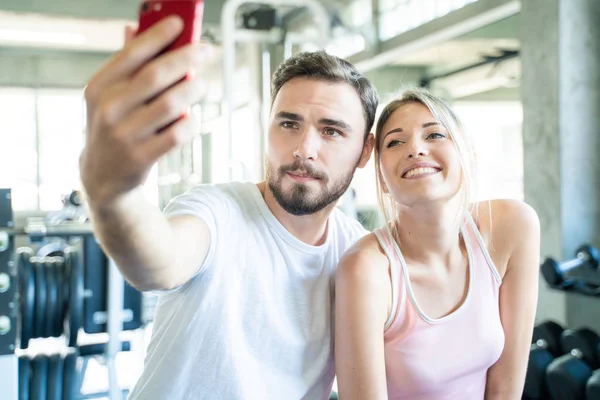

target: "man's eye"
[281,121,297,129]
[324,128,341,137]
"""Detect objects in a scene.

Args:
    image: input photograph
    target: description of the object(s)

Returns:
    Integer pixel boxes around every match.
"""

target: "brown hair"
[271,50,379,140]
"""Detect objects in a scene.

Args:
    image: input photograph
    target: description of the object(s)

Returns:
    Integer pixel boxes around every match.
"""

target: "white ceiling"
[0,11,130,52]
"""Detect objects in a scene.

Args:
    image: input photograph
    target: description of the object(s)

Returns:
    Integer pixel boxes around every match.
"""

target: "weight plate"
[45,259,59,338]
[65,248,83,348]
[30,354,48,400]
[18,355,30,400]
[33,260,47,339]
[62,351,79,400]
[56,256,69,337]
[47,354,64,400]
[18,249,35,349]
[37,240,67,258]
[52,258,65,338]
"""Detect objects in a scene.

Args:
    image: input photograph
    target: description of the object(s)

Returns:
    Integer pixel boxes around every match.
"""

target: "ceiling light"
[0,28,87,45]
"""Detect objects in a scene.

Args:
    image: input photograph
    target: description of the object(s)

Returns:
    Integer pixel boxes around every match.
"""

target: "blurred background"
[0,0,599,398]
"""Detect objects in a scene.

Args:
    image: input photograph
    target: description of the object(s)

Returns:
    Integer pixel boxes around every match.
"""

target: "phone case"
[136,0,204,128]
[136,0,204,52]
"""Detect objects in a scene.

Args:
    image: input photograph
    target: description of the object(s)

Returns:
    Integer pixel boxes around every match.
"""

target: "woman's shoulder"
[336,231,391,285]
[473,199,539,231]
[471,199,540,255]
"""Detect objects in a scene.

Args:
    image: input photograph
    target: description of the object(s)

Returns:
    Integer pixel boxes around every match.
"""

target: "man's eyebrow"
[319,118,352,133]
[274,111,303,121]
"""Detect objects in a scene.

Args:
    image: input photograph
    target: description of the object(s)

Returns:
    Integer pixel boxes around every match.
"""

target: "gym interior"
[0,0,599,399]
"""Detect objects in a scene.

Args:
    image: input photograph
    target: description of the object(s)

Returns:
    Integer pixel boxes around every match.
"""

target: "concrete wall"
[521,0,600,330]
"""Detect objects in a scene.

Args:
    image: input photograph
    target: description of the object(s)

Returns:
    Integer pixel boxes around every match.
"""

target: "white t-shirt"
[127,181,368,400]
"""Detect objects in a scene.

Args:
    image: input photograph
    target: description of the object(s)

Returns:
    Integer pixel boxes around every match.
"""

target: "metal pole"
[105,258,124,400]
[221,0,330,181]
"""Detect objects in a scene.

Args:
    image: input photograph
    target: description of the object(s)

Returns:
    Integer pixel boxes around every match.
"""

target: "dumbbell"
[587,370,600,399]
[545,327,600,400]
[541,245,599,287]
[523,320,565,399]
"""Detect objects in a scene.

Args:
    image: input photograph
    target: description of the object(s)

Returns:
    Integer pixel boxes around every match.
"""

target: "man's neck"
[257,182,334,246]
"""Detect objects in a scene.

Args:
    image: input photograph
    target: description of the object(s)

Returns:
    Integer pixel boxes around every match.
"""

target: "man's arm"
[78,17,214,292]
[88,187,210,292]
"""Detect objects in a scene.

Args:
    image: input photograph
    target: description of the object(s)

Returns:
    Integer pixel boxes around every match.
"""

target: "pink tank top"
[373,215,505,400]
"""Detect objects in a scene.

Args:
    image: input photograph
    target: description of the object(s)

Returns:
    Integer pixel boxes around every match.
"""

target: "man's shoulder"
[163,181,259,218]
[331,207,370,243]
[174,181,256,204]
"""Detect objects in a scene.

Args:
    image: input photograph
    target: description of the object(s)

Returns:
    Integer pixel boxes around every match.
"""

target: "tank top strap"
[463,214,503,286]
[373,227,402,331]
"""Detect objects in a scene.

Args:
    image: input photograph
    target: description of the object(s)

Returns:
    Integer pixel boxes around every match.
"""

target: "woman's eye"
[427,132,446,140]
[386,139,402,148]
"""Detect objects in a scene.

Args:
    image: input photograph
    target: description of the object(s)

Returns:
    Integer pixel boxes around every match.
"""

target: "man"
[79,15,378,399]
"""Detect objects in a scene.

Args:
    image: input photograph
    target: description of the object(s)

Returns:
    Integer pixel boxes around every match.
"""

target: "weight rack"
[0,188,146,400]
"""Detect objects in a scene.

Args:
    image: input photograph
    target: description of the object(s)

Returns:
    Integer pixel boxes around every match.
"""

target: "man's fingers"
[85,16,183,104]
[124,24,137,46]
[136,112,201,166]
[119,75,207,141]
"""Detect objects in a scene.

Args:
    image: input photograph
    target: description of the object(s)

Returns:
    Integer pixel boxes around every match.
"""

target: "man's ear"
[358,133,375,168]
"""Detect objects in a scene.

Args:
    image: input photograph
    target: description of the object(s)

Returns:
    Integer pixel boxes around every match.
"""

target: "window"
[0,88,38,211]
[379,0,479,40]
[37,89,86,211]
[0,87,84,211]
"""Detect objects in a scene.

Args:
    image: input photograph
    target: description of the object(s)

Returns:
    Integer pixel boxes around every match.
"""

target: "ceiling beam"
[347,0,521,73]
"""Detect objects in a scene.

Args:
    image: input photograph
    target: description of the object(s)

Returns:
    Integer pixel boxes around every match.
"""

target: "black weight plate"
[83,234,106,334]
[30,354,48,400]
[47,354,64,400]
[53,257,67,338]
[18,249,35,349]
[65,248,83,348]
[56,256,69,337]
[45,260,59,339]
[62,352,78,400]
[34,260,47,339]
[19,355,30,400]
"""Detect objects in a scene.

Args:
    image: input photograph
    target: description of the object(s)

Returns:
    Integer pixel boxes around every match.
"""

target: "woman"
[334,88,540,399]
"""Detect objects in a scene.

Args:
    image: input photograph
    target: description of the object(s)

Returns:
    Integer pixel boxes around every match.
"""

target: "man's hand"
[80,16,211,207]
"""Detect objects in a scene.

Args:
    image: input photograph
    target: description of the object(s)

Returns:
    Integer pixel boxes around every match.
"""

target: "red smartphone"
[136,0,204,128]
[136,0,204,55]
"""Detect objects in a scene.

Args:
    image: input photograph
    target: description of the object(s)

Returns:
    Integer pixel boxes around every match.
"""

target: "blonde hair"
[374,87,478,239]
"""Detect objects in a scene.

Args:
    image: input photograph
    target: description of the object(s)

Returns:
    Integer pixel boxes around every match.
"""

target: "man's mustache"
[279,161,328,182]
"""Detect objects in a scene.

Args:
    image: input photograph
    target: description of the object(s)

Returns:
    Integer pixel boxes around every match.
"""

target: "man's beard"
[267,159,357,216]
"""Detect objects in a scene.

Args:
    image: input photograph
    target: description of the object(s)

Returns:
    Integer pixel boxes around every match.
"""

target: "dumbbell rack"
[0,188,144,400]
[541,245,600,296]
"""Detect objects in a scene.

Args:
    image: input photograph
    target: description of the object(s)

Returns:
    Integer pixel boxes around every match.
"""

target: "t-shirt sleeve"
[160,184,233,288]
